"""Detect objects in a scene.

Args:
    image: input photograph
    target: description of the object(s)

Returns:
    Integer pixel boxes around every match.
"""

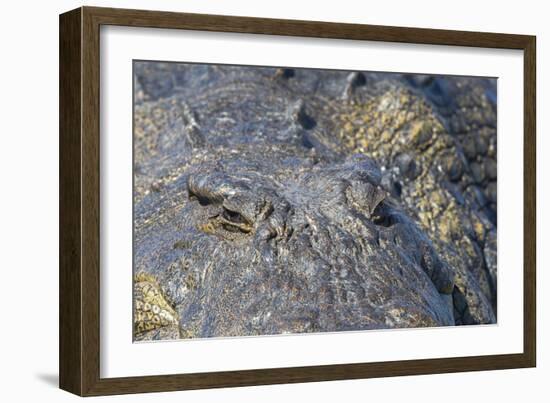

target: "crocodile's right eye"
[222,207,247,225]
[218,207,253,234]
[187,173,265,237]
[199,206,253,238]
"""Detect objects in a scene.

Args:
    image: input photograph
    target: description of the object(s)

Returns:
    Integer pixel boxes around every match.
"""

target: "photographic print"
[132,61,497,342]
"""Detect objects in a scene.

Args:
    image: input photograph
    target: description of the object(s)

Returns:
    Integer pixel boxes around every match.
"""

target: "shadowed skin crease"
[132,63,497,341]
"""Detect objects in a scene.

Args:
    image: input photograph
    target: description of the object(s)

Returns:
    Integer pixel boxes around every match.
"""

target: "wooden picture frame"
[59,6,536,396]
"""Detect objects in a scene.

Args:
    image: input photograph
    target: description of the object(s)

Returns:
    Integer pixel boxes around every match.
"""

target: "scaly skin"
[133,272,179,340]
[132,63,497,340]
[335,81,496,323]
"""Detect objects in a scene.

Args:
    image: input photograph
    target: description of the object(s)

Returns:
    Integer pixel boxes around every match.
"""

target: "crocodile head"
[134,144,455,339]
[131,63,498,341]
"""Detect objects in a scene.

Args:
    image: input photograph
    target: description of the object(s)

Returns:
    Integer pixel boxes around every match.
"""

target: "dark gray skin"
[133,62,496,340]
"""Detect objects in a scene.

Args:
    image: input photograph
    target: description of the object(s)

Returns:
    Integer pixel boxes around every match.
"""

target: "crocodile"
[132,62,497,341]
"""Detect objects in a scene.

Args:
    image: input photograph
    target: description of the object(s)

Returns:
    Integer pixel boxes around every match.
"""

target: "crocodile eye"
[222,207,247,224]
[207,207,253,235]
